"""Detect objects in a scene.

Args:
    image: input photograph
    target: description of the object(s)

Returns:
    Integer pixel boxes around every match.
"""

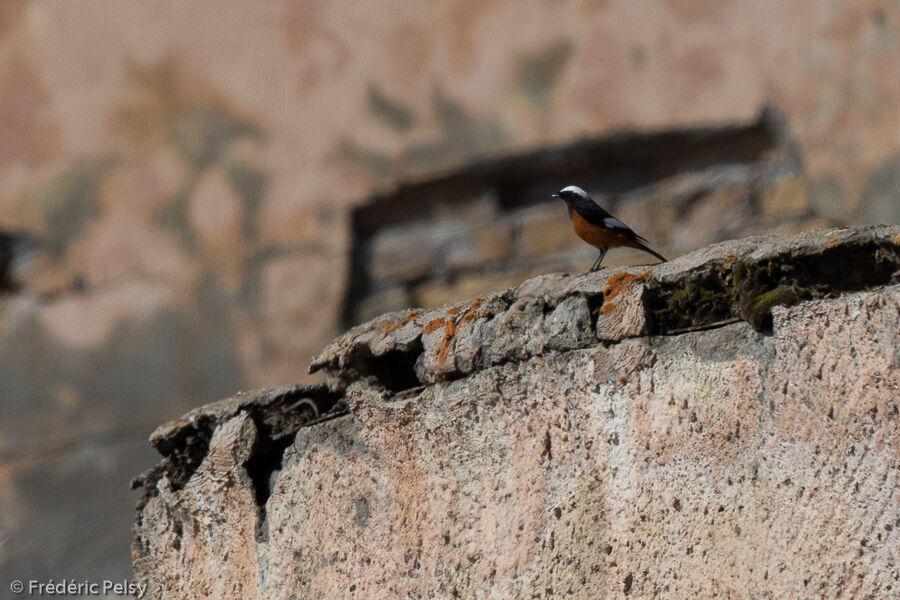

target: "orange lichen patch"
[890,233,900,246]
[381,311,422,333]
[603,268,651,303]
[601,302,616,315]
[618,376,627,385]
[458,309,484,325]
[725,254,738,262]
[422,318,445,334]
[443,318,457,337]
[431,301,489,367]
[436,338,453,366]
[827,238,839,249]
[436,316,461,365]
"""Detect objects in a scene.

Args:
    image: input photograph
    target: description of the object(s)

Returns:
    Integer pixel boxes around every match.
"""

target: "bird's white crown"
[560,185,590,199]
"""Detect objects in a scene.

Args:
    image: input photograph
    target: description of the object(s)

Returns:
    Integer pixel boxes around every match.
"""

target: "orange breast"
[570,210,634,250]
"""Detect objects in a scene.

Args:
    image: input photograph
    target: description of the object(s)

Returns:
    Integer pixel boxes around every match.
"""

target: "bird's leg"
[587,248,608,273]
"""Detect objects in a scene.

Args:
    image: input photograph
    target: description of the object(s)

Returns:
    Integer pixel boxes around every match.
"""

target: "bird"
[553,185,667,272]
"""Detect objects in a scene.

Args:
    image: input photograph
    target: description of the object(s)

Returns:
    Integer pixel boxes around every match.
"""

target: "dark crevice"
[242,386,342,501]
[243,420,297,507]
[345,338,425,392]
[646,271,734,333]
[646,240,900,334]
[250,386,343,442]
[583,292,605,332]
[133,385,343,518]
[241,386,343,542]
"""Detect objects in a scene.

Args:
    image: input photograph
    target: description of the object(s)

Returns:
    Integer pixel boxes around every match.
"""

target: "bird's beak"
[551,194,559,199]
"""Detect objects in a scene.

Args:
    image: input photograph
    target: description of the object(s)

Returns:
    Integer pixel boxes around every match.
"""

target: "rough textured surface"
[4,1,900,581]
[134,226,900,599]
[312,225,900,387]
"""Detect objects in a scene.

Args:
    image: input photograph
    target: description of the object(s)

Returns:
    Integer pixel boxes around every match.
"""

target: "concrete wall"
[133,226,900,599]
[1,0,900,585]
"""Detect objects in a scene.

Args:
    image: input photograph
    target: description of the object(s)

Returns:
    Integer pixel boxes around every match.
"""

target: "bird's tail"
[643,245,668,263]
[632,236,667,263]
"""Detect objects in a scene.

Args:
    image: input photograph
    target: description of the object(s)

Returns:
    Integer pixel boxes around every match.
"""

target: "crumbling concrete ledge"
[133,225,900,599]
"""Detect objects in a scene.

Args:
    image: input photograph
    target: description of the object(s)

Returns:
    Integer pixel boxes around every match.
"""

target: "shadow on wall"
[0,231,36,292]
[339,38,575,179]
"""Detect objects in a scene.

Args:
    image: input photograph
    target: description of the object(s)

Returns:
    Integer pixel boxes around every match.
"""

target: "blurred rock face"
[0,0,899,585]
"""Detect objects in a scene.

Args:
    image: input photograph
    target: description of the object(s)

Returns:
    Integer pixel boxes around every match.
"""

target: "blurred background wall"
[1,0,898,585]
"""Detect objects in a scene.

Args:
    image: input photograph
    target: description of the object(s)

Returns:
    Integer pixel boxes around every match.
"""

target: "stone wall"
[133,226,900,599]
[2,0,900,585]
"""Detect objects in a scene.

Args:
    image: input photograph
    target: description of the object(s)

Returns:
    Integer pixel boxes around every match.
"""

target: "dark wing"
[574,199,666,261]
[574,201,640,238]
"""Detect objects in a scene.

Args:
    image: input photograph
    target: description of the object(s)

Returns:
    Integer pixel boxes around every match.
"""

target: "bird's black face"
[554,185,590,205]
[554,190,572,204]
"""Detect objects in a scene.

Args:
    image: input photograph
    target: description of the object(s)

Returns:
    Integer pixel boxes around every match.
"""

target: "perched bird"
[553,185,667,272]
